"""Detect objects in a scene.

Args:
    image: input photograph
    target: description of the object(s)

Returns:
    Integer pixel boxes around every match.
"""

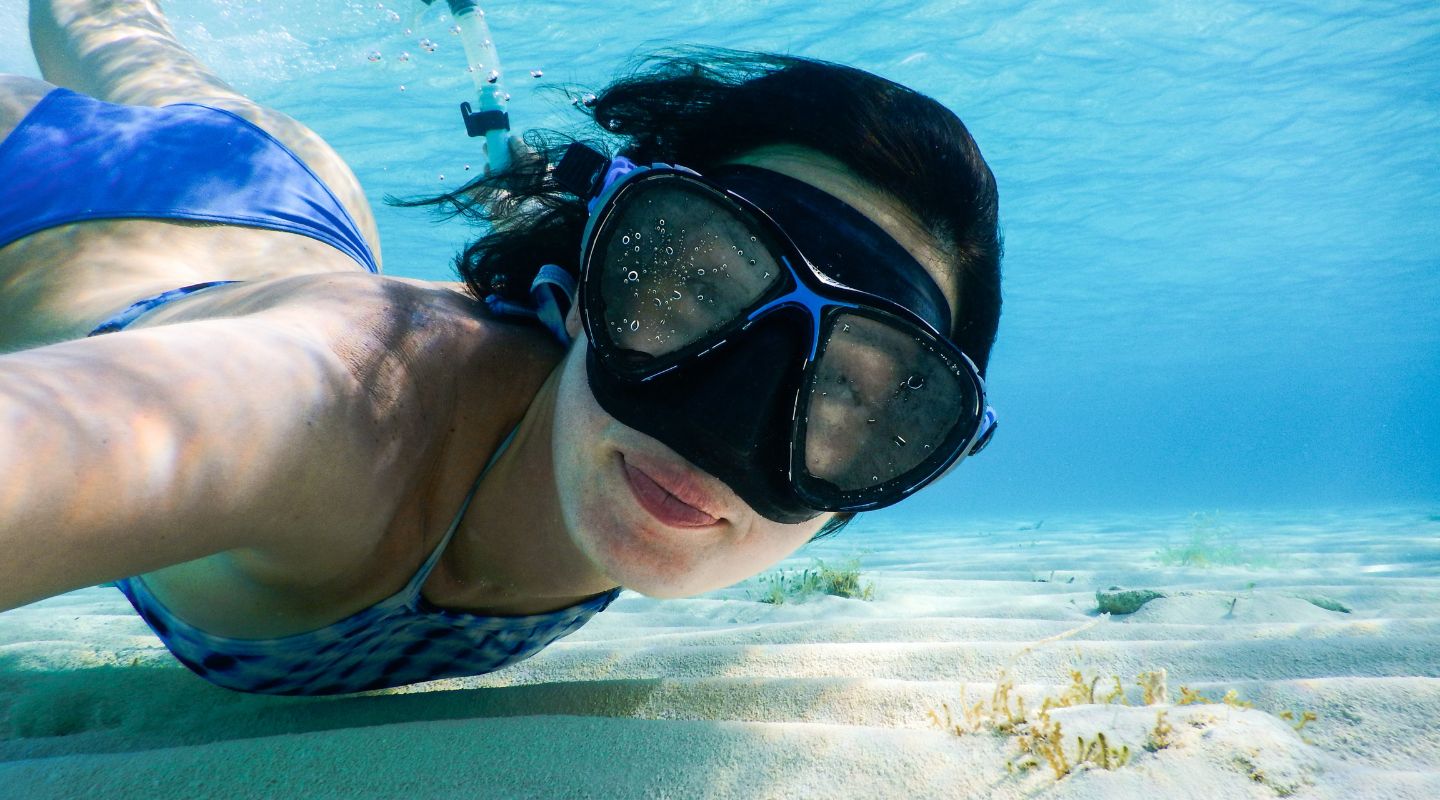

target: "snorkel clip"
[423,0,511,172]
[460,102,509,138]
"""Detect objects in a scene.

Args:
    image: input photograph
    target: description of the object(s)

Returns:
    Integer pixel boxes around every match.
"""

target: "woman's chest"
[133,508,433,640]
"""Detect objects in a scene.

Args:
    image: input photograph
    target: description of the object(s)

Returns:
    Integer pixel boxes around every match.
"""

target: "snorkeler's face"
[550,146,959,597]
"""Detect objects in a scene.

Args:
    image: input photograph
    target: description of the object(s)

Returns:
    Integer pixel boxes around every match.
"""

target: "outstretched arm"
[0,318,399,612]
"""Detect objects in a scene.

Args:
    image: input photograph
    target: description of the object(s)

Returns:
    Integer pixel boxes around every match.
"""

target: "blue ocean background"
[3,0,1435,523]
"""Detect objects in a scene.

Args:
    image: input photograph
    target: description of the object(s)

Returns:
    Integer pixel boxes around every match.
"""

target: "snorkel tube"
[421,0,510,172]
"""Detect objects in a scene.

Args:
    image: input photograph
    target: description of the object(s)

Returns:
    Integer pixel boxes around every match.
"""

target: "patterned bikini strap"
[483,264,576,346]
[406,422,523,599]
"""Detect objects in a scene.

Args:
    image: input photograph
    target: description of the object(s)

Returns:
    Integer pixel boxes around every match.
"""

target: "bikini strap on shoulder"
[530,264,575,346]
[482,264,575,346]
[406,423,523,600]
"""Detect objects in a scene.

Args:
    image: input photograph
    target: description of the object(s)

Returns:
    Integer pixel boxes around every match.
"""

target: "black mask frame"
[576,163,996,514]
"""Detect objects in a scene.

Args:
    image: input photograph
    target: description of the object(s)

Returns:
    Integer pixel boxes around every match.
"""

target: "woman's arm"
[0,317,399,611]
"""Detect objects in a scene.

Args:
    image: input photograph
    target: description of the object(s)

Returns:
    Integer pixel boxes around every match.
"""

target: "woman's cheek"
[551,344,606,546]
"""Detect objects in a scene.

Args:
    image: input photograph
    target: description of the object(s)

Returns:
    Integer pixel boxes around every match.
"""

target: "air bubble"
[867,419,877,424]
[626,270,638,283]
[658,219,666,226]
[530,69,544,78]
[398,51,411,62]
[366,50,382,62]
[697,268,706,275]
[634,245,641,252]
[749,236,757,242]
[665,246,674,255]
[385,9,401,22]
[420,38,437,53]
[893,436,907,447]
[630,320,640,332]
[671,290,682,300]
[622,235,631,245]
[904,375,927,390]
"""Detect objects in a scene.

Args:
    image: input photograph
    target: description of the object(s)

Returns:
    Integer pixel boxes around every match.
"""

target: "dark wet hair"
[399,49,1002,541]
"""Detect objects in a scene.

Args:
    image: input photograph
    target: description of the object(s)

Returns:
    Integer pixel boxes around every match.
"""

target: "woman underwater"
[0,0,1002,695]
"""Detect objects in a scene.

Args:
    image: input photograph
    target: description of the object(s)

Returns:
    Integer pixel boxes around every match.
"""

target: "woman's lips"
[620,455,721,528]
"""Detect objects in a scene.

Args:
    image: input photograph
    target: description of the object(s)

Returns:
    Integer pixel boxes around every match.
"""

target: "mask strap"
[552,142,691,211]
[970,406,998,456]
[588,156,641,213]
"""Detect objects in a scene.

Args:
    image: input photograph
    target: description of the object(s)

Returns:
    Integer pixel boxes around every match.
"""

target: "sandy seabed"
[2,508,1437,799]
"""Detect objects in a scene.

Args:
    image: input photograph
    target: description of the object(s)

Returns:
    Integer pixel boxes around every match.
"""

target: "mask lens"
[591,177,786,373]
[801,310,978,495]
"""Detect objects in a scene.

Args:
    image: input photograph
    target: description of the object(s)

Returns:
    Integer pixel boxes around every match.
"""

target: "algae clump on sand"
[749,558,875,604]
[1154,510,1277,568]
[928,618,1323,788]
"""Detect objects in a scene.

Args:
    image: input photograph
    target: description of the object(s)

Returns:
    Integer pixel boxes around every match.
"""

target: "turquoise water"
[2,0,1435,521]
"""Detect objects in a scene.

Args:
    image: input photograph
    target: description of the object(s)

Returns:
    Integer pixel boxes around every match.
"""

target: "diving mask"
[560,144,996,523]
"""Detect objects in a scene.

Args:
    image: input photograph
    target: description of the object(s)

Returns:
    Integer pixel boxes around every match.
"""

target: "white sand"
[2,508,1437,799]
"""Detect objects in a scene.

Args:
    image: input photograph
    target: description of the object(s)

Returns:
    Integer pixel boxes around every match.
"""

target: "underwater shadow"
[0,653,675,762]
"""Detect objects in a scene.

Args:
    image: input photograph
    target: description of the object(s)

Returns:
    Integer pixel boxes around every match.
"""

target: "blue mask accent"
[710,164,952,338]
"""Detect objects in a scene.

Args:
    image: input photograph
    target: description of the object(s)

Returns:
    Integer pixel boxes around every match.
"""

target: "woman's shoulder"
[134,271,562,363]
[311,273,565,381]
[118,271,565,443]
[118,273,563,604]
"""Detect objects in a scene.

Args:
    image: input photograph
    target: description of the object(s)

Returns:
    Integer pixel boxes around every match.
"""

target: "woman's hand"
[495,133,542,176]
